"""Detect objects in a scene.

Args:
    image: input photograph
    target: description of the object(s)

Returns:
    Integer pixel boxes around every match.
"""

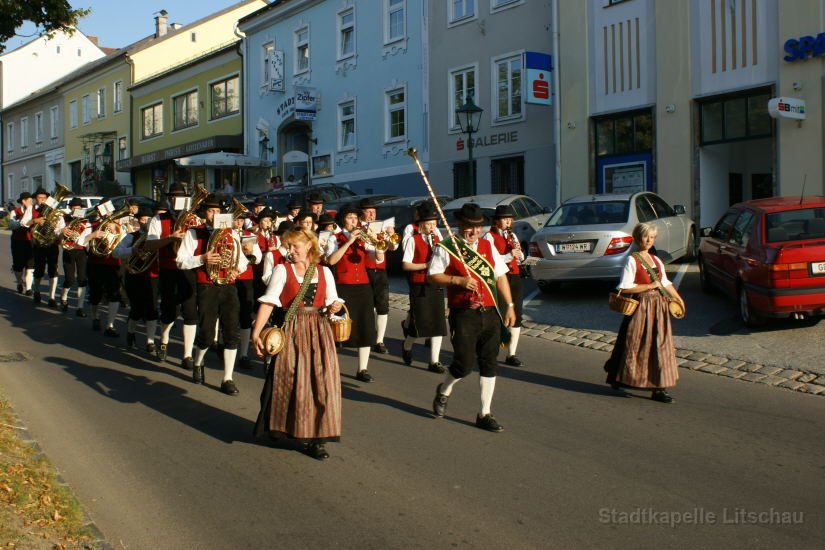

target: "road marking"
[670,263,690,290]
[523,288,540,307]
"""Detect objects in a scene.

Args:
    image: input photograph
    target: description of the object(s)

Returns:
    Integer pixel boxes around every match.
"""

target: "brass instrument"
[61,212,93,251]
[173,183,209,235]
[125,232,159,274]
[88,203,132,256]
[355,223,399,252]
[31,183,72,247]
[205,198,245,284]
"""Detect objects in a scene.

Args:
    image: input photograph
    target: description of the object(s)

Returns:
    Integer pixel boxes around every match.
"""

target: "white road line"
[670,263,690,290]
[523,288,540,307]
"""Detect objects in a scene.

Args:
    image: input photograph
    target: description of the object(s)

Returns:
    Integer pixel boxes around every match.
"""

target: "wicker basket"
[259,326,285,356]
[608,290,639,316]
[330,303,352,343]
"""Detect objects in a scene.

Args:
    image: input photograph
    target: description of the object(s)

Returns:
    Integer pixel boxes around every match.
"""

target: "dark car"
[105,194,156,212]
[698,196,825,326]
[375,195,452,273]
[260,183,358,214]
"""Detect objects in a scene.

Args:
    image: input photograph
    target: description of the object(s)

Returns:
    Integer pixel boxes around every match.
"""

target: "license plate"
[556,242,592,253]
[811,262,825,276]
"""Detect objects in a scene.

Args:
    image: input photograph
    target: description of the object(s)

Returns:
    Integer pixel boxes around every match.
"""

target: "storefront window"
[615,118,634,154]
[594,110,653,158]
[724,99,747,140]
[700,90,772,145]
[747,94,771,136]
[701,102,723,142]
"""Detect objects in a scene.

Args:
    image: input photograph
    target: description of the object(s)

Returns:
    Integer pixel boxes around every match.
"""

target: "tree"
[0,0,90,53]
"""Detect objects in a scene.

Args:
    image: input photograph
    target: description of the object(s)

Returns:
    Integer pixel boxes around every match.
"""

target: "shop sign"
[456,131,519,151]
[767,97,806,120]
[524,52,552,105]
[783,34,825,62]
[276,96,295,121]
[295,87,317,121]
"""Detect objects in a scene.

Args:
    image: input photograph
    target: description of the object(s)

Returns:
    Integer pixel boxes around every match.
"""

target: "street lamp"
[455,95,483,195]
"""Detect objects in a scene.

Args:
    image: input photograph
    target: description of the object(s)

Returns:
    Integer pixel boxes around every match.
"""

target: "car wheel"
[538,281,560,294]
[698,255,713,293]
[682,228,697,262]
[738,284,766,328]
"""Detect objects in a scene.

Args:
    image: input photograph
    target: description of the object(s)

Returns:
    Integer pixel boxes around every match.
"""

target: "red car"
[698,196,825,326]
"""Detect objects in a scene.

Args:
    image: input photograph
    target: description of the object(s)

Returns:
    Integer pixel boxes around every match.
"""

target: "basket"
[668,299,685,319]
[259,326,285,356]
[608,290,639,316]
[330,303,352,343]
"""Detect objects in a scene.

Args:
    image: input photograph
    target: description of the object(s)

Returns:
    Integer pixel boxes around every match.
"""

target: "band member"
[59,197,92,316]
[243,196,268,230]
[358,198,398,354]
[234,213,263,370]
[30,188,61,306]
[484,205,525,367]
[317,213,336,234]
[176,194,249,395]
[252,227,344,461]
[285,198,302,221]
[307,193,324,219]
[86,209,123,337]
[144,183,198,368]
[262,220,292,286]
[8,192,35,295]
[252,208,278,300]
[113,206,159,353]
[401,203,447,373]
[427,203,515,432]
[294,211,317,232]
[325,204,382,382]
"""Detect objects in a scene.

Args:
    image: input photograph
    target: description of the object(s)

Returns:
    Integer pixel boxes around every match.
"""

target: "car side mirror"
[542,206,550,214]
[673,204,686,215]
[701,227,712,237]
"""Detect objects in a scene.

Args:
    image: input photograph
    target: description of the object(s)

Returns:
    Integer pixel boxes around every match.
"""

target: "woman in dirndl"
[252,227,344,460]
[604,222,685,403]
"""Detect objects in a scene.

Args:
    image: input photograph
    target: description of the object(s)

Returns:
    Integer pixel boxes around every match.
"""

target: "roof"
[740,196,825,213]
[443,194,530,209]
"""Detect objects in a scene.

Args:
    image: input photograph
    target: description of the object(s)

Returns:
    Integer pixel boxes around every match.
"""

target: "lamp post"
[455,95,483,195]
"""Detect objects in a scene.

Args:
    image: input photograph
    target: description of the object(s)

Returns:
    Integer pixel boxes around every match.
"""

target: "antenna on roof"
[800,174,807,205]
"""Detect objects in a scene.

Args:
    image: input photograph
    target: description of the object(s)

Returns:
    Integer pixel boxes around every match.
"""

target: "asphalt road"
[0,250,823,548]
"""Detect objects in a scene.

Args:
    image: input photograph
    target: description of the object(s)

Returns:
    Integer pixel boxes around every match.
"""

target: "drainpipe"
[552,0,562,210]
[234,22,247,192]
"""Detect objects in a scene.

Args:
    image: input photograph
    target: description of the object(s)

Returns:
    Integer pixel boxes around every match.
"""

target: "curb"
[388,293,825,397]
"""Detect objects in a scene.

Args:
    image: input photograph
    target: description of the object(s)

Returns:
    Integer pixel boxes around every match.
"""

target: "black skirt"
[336,283,376,348]
[407,282,448,338]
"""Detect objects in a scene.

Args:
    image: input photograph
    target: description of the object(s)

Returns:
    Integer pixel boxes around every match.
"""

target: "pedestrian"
[427,203,516,432]
[307,193,324,218]
[222,179,234,195]
[30,188,61,306]
[603,222,685,403]
[8,192,35,295]
[271,175,283,191]
[59,197,92,316]
[252,227,344,461]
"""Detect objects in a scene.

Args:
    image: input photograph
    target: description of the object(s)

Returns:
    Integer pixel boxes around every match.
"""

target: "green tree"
[0,0,90,53]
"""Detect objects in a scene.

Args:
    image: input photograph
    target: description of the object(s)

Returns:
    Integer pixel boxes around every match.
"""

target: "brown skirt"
[606,291,678,390]
[254,309,342,442]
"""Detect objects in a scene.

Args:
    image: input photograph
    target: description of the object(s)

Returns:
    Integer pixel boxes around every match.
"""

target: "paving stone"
[675,349,693,359]
[756,366,783,376]
[777,370,804,381]
[522,329,543,337]
[521,321,537,329]
[800,384,825,395]
[778,380,805,391]
[757,375,787,386]
[590,342,612,351]
[538,332,562,342]
[602,336,617,345]
[742,373,767,383]
[571,338,589,346]
[572,331,591,339]
[687,352,711,362]
[679,360,706,370]
[557,328,578,336]
[700,364,730,375]
[722,359,747,370]
[813,376,825,386]
[704,355,729,366]
[721,369,748,379]
[546,325,566,333]
[798,373,818,384]
[740,363,763,373]
[559,335,578,344]
[585,333,604,341]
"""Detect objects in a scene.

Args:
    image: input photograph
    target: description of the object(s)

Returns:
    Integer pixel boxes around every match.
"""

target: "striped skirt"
[606,291,679,390]
[255,309,342,442]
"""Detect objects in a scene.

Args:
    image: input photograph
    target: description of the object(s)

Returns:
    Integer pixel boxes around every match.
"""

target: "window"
[5,123,13,151]
[81,94,90,124]
[96,87,105,118]
[7,174,13,198]
[450,66,476,130]
[262,42,274,87]
[34,112,43,143]
[635,196,657,223]
[69,100,78,128]
[20,117,28,148]
[210,76,239,120]
[700,91,772,145]
[338,100,356,151]
[494,54,522,121]
[712,209,740,240]
[295,27,309,73]
[118,136,128,160]
[50,106,58,138]
[731,210,755,247]
[450,0,475,23]
[338,8,355,59]
[647,194,675,218]
[173,90,198,130]
[386,88,406,141]
[491,0,521,10]
[386,0,405,43]
[191,32,197,42]
[491,156,524,194]
[113,81,123,113]
[141,102,163,139]
[595,110,653,157]
[312,154,332,177]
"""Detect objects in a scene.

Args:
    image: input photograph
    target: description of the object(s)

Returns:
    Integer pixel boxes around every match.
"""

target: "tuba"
[61,214,93,251]
[88,203,133,257]
[125,232,158,274]
[31,183,72,247]
[205,198,245,285]
[173,183,209,234]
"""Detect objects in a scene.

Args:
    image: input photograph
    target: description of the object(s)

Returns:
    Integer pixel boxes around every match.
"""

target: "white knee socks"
[48,277,58,300]
[429,336,443,364]
[440,372,460,396]
[376,313,388,344]
[106,302,119,329]
[193,347,207,367]
[60,287,69,302]
[479,376,496,416]
[145,320,157,344]
[24,269,34,291]
[160,322,174,345]
[77,287,86,310]
[182,324,197,358]
[223,348,238,381]
[508,327,521,357]
[358,346,370,372]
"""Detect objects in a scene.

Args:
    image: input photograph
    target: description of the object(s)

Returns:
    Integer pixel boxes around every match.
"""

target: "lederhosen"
[332,232,375,347]
[86,220,122,306]
[10,207,34,272]
[155,212,198,325]
[488,228,523,327]
[192,227,240,350]
[123,231,160,323]
[32,204,60,279]
[235,228,256,332]
[62,214,88,291]
[407,230,447,338]
[444,239,500,379]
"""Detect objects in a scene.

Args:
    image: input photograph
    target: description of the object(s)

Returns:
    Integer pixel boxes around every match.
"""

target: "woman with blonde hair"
[252,227,344,460]
[604,222,685,403]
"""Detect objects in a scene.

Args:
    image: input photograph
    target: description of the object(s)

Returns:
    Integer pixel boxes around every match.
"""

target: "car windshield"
[545,201,629,226]
[443,207,496,225]
[765,207,825,242]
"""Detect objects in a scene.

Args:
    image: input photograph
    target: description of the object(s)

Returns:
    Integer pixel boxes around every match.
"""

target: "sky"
[5,1,252,53]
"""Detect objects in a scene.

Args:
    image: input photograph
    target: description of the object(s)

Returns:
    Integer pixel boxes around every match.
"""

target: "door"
[706,209,741,294]
[720,209,757,294]
[647,193,682,260]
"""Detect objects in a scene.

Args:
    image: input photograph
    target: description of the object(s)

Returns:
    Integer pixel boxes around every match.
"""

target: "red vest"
[408,230,440,284]
[445,239,496,308]
[332,232,369,285]
[632,254,661,285]
[192,227,234,285]
[11,207,33,241]
[489,228,520,275]
[279,264,327,309]
[156,213,178,270]
[237,229,255,281]
[86,220,121,266]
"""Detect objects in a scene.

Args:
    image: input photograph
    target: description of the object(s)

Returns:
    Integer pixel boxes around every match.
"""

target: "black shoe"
[61,300,69,312]
[157,343,167,361]
[220,379,239,395]
[400,320,408,338]
[402,346,413,366]
[48,298,57,307]
[33,291,41,303]
[92,319,101,331]
[146,342,156,355]
[372,342,389,354]
[181,357,194,371]
[192,364,204,384]
[428,362,446,374]
[76,309,87,318]
[104,327,120,338]
[16,283,23,294]
[432,384,449,417]
[504,355,522,367]
[239,357,254,369]
[475,414,504,432]
[126,332,136,348]
[24,289,33,297]
[355,370,373,383]
[651,390,674,404]
[306,442,329,461]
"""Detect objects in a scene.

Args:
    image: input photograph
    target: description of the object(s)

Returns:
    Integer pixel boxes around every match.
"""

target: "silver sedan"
[527,192,696,291]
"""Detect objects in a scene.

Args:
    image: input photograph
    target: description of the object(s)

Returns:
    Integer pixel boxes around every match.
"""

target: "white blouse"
[258,263,341,307]
[617,254,672,290]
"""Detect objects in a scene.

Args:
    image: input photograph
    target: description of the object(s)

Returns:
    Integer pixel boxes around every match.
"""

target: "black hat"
[137,205,154,219]
[68,197,83,208]
[203,193,222,209]
[253,196,266,207]
[33,187,49,198]
[358,197,378,210]
[153,201,167,213]
[276,220,295,235]
[294,210,317,224]
[17,192,32,203]
[493,204,517,219]
[453,203,488,226]
[416,202,439,222]
[257,208,276,220]
[286,197,302,210]
[307,192,323,205]
[125,197,140,206]
[337,203,360,219]
[166,182,187,197]
[317,213,336,227]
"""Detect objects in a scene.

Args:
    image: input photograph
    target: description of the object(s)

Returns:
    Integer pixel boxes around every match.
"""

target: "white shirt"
[237,230,263,265]
[402,230,440,263]
[9,205,33,230]
[261,246,288,286]
[175,226,250,274]
[617,254,672,290]
[259,263,341,307]
[428,238,509,279]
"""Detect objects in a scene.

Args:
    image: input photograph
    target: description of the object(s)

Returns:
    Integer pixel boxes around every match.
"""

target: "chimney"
[87,35,99,45]
[154,10,168,38]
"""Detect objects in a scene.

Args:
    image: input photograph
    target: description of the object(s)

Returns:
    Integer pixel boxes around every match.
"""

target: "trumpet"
[356,223,399,252]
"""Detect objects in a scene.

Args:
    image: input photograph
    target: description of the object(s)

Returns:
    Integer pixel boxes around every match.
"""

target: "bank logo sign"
[768,97,806,120]
[524,52,552,106]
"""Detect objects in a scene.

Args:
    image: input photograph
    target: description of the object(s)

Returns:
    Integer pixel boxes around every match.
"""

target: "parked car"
[104,195,156,214]
[260,183,359,213]
[57,195,103,215]
[374,195,452,273]
[528,192,696,292]
[698,196,825,326]
[441,194,550,249]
